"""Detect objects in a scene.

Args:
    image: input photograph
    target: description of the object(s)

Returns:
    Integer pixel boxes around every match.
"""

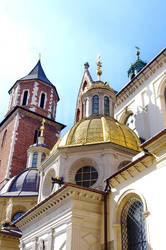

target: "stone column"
[19,242,25,250]
[47,228,54,250]
[6,199,13,222]
[112,224,121,250]
[32,237,38,250]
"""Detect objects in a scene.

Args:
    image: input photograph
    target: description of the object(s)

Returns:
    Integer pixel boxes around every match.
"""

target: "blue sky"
[0,0,165,134]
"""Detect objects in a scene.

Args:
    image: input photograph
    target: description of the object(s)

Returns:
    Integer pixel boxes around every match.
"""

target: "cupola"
[128,47,147,80]
[26,119,50,169]
[76,55,117,122]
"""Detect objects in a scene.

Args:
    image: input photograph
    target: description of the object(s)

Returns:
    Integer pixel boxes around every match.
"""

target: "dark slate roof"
[19,59,54,86]
[0,168,40,197]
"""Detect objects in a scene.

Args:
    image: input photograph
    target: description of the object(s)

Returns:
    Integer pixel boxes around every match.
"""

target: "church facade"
[1,48,166,249]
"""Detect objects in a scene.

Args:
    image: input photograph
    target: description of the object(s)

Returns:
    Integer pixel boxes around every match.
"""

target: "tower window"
[22,90,28,106]
[76,109,80,122]
[75,166,98,188]
[40,93,46,108]
[41,153,46,162]
[121,198,147,250]
[104,96,110,116]
[92,95,99,115]
[33,129,40,144]
[125,113,135,130]
[32,152,38,168]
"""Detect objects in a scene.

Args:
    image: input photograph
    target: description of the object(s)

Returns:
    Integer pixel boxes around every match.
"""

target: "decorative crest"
[40,118,46,137]
[96,54,102,80]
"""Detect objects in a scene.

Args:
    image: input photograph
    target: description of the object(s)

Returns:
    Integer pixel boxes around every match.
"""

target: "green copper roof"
[128,50,147,80]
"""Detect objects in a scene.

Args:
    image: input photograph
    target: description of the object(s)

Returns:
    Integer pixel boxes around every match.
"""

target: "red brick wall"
[9,110,60,178]
[0,116,16,183]
[9,80,59,120]
[0,109,61,183]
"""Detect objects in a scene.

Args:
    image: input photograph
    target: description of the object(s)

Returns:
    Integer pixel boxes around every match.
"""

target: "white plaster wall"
[109,157,166,250]
[39,146,135,202]
[115,63,166,140]
[19,193,102,250]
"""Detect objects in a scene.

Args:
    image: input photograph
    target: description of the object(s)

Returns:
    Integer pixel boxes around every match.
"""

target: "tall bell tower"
[0,60,65,187]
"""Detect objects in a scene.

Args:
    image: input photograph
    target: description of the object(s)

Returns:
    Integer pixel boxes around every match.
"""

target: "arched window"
[76,109,80,122]
[164,89,166,106]
[125,113,135,130]
[22,90,28,105]
[75,166,98,188]
[41,153,46,162]
[121,197,147,250]
[33,129,40,144]
[104,96,109,115]
[1,130,7,148]
[12,212,24,222]
[92,95,99,115]
[32,152,38,168]
[40,93,45,108]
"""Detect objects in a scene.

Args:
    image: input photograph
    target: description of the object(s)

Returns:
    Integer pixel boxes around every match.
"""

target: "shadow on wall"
[135,102,162,141]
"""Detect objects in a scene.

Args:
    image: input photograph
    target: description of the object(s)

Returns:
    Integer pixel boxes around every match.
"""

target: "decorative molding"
[15,185,103,229]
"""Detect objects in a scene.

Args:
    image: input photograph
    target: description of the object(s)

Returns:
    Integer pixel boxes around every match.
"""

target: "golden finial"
[96,54,102,81]
[135,46,140,60]
[40,118,45,137]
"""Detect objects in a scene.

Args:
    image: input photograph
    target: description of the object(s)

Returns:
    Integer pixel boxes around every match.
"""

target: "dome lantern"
[128,47,147,81]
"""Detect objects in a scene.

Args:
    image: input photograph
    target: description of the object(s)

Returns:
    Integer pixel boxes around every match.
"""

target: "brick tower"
[0,60,65,187]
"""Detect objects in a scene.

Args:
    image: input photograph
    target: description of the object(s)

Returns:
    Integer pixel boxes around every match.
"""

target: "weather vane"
[135,46,140,60]
[40,118,45,137]
[96,54,102,81]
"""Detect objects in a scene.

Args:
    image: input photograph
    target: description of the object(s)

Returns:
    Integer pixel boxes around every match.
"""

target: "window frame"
[92,95,99,115]
[39,92,46,109]
[21,90,29,106]
[32,152,38,168]
[104,96,110,116]
[75,166,98,188]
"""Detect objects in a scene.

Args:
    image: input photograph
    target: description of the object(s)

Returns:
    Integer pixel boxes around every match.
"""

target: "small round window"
[75,166,98,188]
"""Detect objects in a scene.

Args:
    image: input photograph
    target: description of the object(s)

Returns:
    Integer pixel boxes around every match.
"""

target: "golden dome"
[51,116,141,153]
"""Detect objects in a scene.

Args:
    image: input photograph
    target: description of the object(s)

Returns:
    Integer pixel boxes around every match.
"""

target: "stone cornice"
[107,151,154,188]
[0,230,21,239]
[115,48,166,107]
[0,106,66,131]
[15,184,104,229]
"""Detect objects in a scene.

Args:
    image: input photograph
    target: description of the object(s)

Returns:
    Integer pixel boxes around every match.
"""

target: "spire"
[19,60,54,86]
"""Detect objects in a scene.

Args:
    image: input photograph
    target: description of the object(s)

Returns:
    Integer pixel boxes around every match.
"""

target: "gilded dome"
[51,116,141,153]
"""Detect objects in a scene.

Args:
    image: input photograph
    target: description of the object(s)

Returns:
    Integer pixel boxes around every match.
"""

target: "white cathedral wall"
[20,199,71,250]
[18,186,103,250]
[115,63,166,140]
[109,156,166,250]
[39,145,135,202]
